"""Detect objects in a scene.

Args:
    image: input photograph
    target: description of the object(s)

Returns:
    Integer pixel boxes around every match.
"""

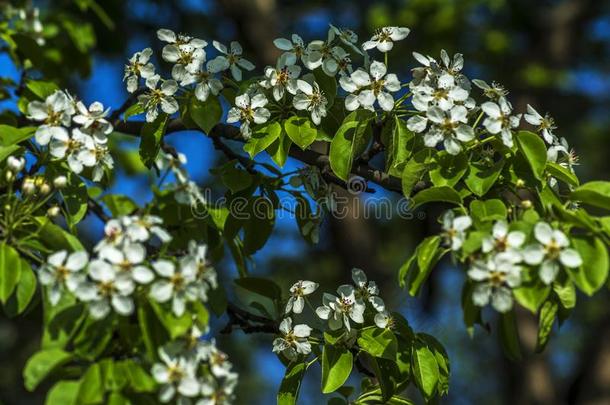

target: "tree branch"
[220,302,279,335]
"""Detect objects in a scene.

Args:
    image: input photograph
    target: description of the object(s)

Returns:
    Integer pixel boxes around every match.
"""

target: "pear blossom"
[374,311,394,329]
[208,41,254,81]
[481,98,521,148]
[199,373,238,405]
[49,128,95,174]
[182,65,223,102]
[123,48,156,93]
[138,75,179,122]
[548,137,578,172]
[160,35,207,83]
[27,90,74,145]
[524,105,556,144]
[340,61,400,111]
[468,252,522,313]
[315,285,365,331]
[38,250,88,305]
[198,340,233,378]
[149,260,199,317]
[285,280,318,314]
[472,79,508,101]
[260,58,301,101]
[351,268,385,312]
[522,222,583,284]
[293,80,328,125]
[226,93,270,138]
[123,215,172,243]
[7,156,25,172]
[329,24,361,54]
[72,101,113,142]
[152,347,200,403]
[362,26,410,52]
[273,34,308,66]
[77,261,135,319]
[96,244,154,284]
[157,28,207,48]
[482,220,526,256]
[272,317,312,360]
[409,105,474,155]
[179,241,217,301]
[305,37,346,76]
[441,210,472,251]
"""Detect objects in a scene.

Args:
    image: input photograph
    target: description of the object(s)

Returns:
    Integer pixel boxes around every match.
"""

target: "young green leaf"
[329,110,374,181]
[515,130,547,180]
[321,345,353,394]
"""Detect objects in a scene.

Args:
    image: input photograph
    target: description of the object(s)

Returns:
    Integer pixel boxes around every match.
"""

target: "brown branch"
[87,198,111,222]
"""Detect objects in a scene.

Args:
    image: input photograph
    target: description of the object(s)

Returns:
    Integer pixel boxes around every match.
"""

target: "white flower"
[95,219,127,251]
[273,34,308,66]
[409,105,474,155]
[137,75,179,123]
[468,252,522,313]
[77,261,135,319]
[208,41,254,81]
[522,222,583,284]
[198,340,233,378]
[351,268,385,312]
[49,128,95,174]
[260,58,301,101]
[285,280,318,314]
[39,250,88,305]
[27,90,74,145]
[124,48,156,93]
[272,317,312,360]
[305,36,347,76]
[481,98,521,148]
[182,64,223,102]
[340,61,400,111]
[72,101,113,141]
[160,34,207,83]
[473,79,508,101]
[374,311,394,329]
[179,241,217,301]
[547,137,578,172]
[7,156,25,172]
[157,28,207,48]
[97,243,154,284]
[199,373,238,405]
[149,260,199,317]
[410,81,470,113]
[123,215,172,244]
[329,24,360,53]
[152,347,200,403]
[482,220,526,256]
[315,285,365,331]
[293,80,328,125]
[362,26,410,52]
[226,93,270,138]
[441,210,472,251]
[524,105,556,144]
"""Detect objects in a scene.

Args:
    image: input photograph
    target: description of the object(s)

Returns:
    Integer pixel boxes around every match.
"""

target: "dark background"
[1,0,610,404]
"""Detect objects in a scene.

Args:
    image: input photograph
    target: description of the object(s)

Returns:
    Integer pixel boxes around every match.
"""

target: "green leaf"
[357,327,398,360]
[411,186,462,209]
[571,181,610,210]
[139,114,168,168]
[313,68,337,108]
[536,300,558,352]
[101,194,138,216]
[329,110,373,181]
[463,160,504,196]
[45,380,81,405]
[0,125,35,146]
[277,361,306,405]
[5,261,37,316]
[122,359,157,393]
[430,152,468,187]
[190,96,222,133]
[284,116,318,150]
[402,236,445,296]
[33,217,84,252]
[382,117,413,177]
[234,277,281,318]
[411,340,439,400]
[546,162,579,187]
[514,280,550,313]
[72,315,115,360]
[0,144,21,163]
[515,130,547,180]
[243,196,275,255]
[26,80,59,99]
[24,349,73,391]
[122,103,144,122]
[321,345,353,394]
[149,299,193,339]
[401,149,432,198]
[244,121,282,158]
[78,363,104,404]
[62,173,88,227]
[498,311,522,361]
[268,129,292,168]
[0,244,24,304]
[220,163,252,193]
[570,235,609,295]
[469,199,507,224]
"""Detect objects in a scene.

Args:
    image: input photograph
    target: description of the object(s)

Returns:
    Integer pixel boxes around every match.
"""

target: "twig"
[87,198,110,222]
[220,303,278,335]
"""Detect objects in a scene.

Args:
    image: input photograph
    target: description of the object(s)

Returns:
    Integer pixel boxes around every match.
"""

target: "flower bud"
[53,175,67,189]
[47,206,60,217]
[39,182,51,195]
[515,179,525,188]
[22,178,36,195]
[7,156,25,172]
[5,171,13,182]
[520,200,532,209]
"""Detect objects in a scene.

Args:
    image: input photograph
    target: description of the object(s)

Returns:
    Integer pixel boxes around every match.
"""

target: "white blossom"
[138,75,179,122]
[208,41,254,81]
[158,29,207,83]
[273,34,308,66]
[468,252,522,313]
[7,156,25,172]
[97,244,154,284]
[340,61,400,111]
[179,241,217,301]
[260,58,301,101]
[39,250,88,305]
[124,48,156,93]
[522,222,582,284]
[481,98,521,148]
[408,105,474,155]
[149,260,199,317]
[27,90,74,145]
[362,26,410,52]
[77,261,135,319]
[198,340,233,378]
[293,80,328,125]
[524,104,556,144]
[152,347,200,403]
[72,100,113,142]
[472,79,508,101]
[123,215,172,244]
[285,280,318,314]
[374,311,394,329]
[482,220,526,256]
[181,65,223,102]
[272,317,312,360]
[316,285,365,331]
[351,268,385,312]
[226,93,270,138]
[441,210,472,251]
[305,33,347,76]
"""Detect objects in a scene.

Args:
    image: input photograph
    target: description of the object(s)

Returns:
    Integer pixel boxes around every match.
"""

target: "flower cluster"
[273,268,391,361]
[441,211,582,313]
[152,326,238,404]
[38,215,217,319]
[27,90,114,181]
[155,150,206,206]
[0,2,45,45]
